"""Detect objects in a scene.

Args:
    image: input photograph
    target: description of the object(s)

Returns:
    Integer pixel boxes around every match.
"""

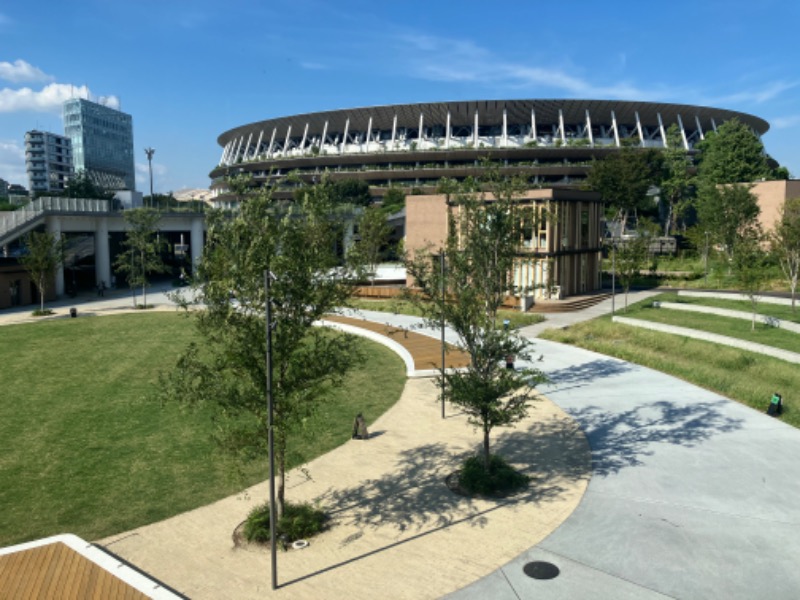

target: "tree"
[351,205,392,284]
[771,197,800,313]
[405,176,545,473]
[331,179,372,207]
[161,183,364,517]
[586,146,663,233]
[696,184,760,263]
[114,208,168,308]
[64,171,114,200]
[659,124,694,236]
[695,118,771,186]
[733,224,769,331]
[613,228,651,312]
[381,186,406,215]
[20,231,64,313]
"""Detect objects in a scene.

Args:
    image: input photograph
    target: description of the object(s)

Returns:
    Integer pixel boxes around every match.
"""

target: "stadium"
[209,99,769,197]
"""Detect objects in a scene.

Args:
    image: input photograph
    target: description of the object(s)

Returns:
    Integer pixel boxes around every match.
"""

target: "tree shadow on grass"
[282,414,588,588]
[569,400,744,477]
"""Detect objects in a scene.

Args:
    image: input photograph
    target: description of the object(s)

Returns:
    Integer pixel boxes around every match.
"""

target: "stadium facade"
[209,99,769,302]
[210,99,769,198]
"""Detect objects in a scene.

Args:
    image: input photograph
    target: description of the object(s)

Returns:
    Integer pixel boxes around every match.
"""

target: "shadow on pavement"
[570,399,744,477]
[544,358,633,392]
[282,415,588,588]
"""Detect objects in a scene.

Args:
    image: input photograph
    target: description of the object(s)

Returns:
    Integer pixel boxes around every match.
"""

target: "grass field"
[541,294,800,428]
[0,313,406,547]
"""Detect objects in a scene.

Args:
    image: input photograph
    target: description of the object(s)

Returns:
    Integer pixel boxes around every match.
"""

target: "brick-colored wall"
[751,179,800,232]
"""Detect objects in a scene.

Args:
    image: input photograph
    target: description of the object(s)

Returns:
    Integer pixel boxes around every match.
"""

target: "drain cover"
[523,561,560,580]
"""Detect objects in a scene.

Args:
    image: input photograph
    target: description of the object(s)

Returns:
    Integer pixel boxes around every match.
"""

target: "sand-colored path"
[99,377,589,599]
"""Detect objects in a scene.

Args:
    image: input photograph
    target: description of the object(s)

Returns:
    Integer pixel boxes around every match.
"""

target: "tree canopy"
[20,231,64,313]
[63,171,114,200]
[696,184,761,262]
[771,196,800,312]
[406,174,545,471]
[695,119,772,185]
[114,208,169,308]
[162,182,365,515]
[586,146,663,233]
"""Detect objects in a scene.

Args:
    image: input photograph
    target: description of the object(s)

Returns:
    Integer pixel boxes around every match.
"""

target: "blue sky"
[1,0,798,193]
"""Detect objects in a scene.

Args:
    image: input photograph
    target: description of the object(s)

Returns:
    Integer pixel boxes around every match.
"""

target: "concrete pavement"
[446,293,800,599]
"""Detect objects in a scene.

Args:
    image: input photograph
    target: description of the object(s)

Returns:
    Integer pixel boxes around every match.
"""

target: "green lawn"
[619,294,800,354]
[541,298,800,428]
[0,313,406,546]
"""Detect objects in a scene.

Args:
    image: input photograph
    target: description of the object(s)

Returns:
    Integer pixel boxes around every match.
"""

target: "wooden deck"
[323,314,471,372]
[0,541,149,599]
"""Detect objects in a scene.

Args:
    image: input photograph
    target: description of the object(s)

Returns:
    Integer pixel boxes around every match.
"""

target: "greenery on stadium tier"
[0,313,405,547]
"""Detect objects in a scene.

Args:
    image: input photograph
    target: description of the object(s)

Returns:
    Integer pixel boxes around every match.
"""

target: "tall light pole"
[144,147,155,208]
[264,269,277,590]
[440,252,446,420]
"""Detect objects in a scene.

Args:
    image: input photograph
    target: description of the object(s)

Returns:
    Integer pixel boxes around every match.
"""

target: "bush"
[31,309,54,317]
[458,454,529,496]
[243,501,327,545]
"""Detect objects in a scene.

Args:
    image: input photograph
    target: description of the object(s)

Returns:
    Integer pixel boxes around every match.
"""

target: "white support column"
[254,130,264,159]
[634,112,645,147]
[473,111,479,147]
[390,114,397,149]
[657,113,667,148]
[585,109,594,146]
[676,114,689,149]
[46,216,65,296]
[299,123,309,152]
[611,111,620,147]
[531,109,537,142]
[283,125,292,155]
[445,111,451,149]
[710,118,718,133]
[320,121,328,153]
[341,118,349,154]
[417,112,424,147]
[502,109,508,147]
[267,127,277,158]
[695,115,705,141]
[94,216,110,291]
[365,116,373,150]
[220,142,230,165]
[233,135,244,163]
[558,109,566,145]
[190,216,204,274]
[243,132,253,159]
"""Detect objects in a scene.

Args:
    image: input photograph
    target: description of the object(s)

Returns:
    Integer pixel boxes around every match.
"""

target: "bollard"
[70,307,77,318]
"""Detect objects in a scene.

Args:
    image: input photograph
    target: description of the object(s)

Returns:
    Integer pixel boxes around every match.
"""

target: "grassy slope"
[0,313,405,546]
[541,295,800,428]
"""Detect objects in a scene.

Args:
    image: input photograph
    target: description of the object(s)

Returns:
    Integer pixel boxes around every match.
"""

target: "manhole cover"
[523,561,560,580]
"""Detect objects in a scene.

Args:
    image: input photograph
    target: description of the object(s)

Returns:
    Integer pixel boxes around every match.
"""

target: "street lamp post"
[440,252,446,420]
[264,269,277,590]
[144,147,155,208]
[611,239,617,315]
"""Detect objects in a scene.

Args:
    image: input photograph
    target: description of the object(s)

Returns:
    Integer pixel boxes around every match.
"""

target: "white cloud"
[394,33,657,100]
[0,83,119,113]
[0,139,27,186]
[135,161,168,193]
[771,114,800,129]
[0,59,53,84]
[717,80,798,105]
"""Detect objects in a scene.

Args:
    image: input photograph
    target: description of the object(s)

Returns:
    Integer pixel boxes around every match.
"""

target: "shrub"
[243,501,327,545]
[458,454,529,496]
[31,309,54,317]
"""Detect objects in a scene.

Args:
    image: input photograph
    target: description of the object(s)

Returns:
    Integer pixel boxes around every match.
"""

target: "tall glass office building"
[63,98,135,191]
